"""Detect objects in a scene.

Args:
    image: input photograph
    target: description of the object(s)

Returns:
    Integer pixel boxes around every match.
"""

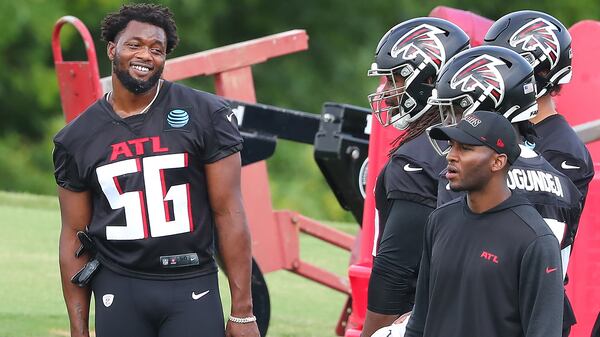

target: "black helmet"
[429,45,538,126]
[484,10,572,97]
[367,17,470,129]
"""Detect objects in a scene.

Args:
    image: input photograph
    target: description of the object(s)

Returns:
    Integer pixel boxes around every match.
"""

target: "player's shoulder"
[430,196,462,218]
[534,115,590,157]
[166,81,230,113]
[510,201,555,238]
[391,133,445,170]
[53,99,108,149]
[510,153,582,207]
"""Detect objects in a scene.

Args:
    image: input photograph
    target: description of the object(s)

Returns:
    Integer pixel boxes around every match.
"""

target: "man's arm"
[404,216,434,337]
[57,187,92,337]
[519,235,564,337]
[361,199,433,337]
[205,152,259,337]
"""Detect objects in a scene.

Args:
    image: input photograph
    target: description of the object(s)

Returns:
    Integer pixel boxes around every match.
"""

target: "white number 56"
[96,153,193,240]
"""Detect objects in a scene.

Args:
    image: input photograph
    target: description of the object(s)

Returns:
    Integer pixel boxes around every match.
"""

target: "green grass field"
[0,191,356,337]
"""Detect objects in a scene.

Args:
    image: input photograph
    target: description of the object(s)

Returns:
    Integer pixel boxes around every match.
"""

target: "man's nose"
[446,144,458,162]
[134,46,153,60]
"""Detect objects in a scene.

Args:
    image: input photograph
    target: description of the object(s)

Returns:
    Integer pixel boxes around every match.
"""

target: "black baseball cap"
[429,110,521,164]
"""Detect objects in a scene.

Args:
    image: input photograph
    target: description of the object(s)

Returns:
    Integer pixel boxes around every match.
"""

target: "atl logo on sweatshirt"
[481,251,499,264]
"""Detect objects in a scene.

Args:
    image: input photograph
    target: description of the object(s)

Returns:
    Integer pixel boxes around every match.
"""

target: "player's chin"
[448,181,465,192]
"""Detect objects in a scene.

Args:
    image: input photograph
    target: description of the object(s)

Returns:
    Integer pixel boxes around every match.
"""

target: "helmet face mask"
[484,11,573,98]
[426,125,452,156]
[428,92,473,126]
[367,65,415,128]
[367,18,470,129]
[425,95,468,156]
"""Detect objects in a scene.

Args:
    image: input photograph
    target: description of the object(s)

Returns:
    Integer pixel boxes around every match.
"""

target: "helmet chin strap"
[392,114,411,130]
[390,65,424,130]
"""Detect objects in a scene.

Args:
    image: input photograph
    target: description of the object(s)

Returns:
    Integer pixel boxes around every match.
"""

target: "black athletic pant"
[92,267,224,337]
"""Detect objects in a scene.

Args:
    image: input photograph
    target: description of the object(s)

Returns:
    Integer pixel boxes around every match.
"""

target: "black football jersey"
[532,114,594,204]
[437,145,582,275]
[374,132,446,248]
[53,81,243,279]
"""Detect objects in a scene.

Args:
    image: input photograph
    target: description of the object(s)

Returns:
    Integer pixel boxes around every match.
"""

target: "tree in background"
[1,0,598,221]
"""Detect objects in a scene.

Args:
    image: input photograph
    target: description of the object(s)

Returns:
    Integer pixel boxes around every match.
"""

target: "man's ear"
[107,41,116,62]
[491,153,508,173]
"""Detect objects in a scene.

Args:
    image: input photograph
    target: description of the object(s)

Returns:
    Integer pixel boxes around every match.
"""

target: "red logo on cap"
[497,139,505,148]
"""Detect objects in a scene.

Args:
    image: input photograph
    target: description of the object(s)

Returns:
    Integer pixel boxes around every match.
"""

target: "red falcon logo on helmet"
[450,55,505,107]
[390,24,447,72]
[509,18,560,69]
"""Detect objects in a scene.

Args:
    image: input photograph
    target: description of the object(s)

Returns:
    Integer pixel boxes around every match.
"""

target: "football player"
[429,45,582,337]
[483,14,595,334]
[361,17,470,337]
[484,11,594,208]
[406,110,564,337]
[53,4,259,337]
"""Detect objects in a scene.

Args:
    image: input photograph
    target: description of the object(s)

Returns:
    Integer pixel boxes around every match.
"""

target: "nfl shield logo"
[102,294,114,308]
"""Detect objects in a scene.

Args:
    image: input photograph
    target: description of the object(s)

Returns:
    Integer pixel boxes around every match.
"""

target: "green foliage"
[0,117,63,195]
[1,0,599,221]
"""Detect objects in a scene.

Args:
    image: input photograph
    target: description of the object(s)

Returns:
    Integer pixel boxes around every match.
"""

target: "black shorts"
[91,267,224,337]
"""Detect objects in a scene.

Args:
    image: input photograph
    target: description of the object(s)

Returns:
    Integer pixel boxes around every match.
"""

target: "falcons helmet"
[368,17,470,129]
[484,10,572,97]
[427,46,538,155]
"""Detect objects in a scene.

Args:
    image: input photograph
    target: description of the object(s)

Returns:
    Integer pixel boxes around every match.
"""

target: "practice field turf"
[0,191,356,337]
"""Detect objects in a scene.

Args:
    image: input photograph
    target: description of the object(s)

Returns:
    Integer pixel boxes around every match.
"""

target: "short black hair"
[101,3,179,54]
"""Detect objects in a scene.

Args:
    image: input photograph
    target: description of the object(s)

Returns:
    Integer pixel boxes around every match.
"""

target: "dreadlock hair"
[101,3,179,54]
[388,107,441,157]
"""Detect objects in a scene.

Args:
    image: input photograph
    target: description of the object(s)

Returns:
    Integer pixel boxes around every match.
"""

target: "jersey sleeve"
[519,234,564,337]
[385,156,438,208]
[201,106,244,163]
[52,141,88,192]
[368,199,433,314]
[542,150,594,200]
[404,213,436,337]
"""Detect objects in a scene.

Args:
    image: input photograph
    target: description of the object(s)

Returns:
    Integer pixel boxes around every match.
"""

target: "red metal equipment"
[53,15,354,336]
[346,6,600,337]
[52,16,103,123]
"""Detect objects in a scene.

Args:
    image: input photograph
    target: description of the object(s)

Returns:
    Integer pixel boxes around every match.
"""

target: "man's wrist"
[231,305,253,317]
[230,297,253,316]
[229,315,257,324]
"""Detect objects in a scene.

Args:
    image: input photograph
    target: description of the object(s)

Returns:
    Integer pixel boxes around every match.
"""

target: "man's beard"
[113,56,163,94]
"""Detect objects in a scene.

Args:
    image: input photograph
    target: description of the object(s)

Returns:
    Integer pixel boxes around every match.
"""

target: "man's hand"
[226,320,260,337]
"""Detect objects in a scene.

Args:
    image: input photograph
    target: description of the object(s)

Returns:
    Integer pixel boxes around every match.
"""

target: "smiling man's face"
[108,20,166,94]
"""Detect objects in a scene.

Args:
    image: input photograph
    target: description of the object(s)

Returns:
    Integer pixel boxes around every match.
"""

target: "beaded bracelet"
[229,315,257,324]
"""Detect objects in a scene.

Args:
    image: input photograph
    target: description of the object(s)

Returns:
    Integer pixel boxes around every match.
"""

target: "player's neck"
[109,76,161,118]
[467,177,511,214]
[530,95,558,124]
